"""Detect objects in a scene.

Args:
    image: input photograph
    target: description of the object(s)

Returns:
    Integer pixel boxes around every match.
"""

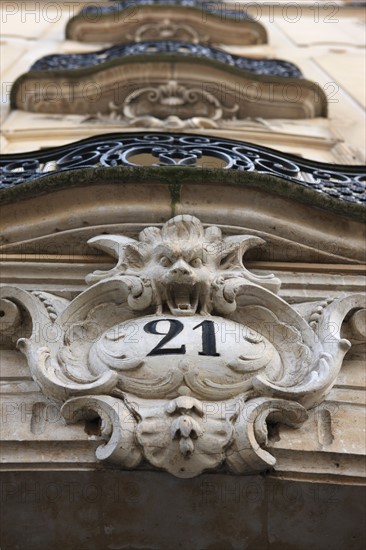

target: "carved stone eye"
[190,258,202,267]
[160,256,172,267]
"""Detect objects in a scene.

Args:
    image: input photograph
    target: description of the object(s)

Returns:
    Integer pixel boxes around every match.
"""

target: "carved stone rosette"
[1,215,364,478]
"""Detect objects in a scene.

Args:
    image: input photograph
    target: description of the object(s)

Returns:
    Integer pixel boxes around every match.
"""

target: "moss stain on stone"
[169,180,181,215]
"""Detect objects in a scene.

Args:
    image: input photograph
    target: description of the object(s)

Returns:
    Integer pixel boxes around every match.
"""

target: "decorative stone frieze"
[1,215,364,478]
[65,1,267,45]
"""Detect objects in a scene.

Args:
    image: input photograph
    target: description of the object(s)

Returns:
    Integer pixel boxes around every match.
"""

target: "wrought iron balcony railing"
[30,41,302,79]
[1,133,365,207]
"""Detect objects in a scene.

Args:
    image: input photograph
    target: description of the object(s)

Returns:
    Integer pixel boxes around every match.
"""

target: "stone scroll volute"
[1,215,364,478]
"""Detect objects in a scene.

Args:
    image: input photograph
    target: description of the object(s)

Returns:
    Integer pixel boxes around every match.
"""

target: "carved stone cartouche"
[1,215,364,477]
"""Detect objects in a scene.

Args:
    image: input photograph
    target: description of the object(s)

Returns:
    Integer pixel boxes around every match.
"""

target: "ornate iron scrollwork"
[30,41,303,79]
[1,133,365,204]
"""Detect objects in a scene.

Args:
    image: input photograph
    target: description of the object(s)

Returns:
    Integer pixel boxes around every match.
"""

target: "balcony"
[1,133,364,216]
[65,0,267,45]
[11,41,326,121]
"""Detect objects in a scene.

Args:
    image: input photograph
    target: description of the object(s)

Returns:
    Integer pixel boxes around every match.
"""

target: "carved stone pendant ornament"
[1,215,364,478]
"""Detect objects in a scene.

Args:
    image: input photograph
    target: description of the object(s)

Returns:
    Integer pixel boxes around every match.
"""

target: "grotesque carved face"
[126,215,221,316]
[147,241,213,316]
[87,214,281,316]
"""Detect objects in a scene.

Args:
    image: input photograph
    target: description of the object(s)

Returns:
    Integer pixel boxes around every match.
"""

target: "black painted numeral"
[144,319,186,356]
[144,319,221,357]
[193,320,220,356]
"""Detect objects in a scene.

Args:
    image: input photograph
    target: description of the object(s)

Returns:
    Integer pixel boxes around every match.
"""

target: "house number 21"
[144,319,220,357]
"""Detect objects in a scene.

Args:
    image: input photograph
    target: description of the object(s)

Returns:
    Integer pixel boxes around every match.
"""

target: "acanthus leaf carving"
[1,215,364,477]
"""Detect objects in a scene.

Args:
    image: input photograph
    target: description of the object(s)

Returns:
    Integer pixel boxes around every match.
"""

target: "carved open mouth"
[167,284,199,316]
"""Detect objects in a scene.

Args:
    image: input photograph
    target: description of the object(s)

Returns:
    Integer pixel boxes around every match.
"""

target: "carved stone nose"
[173,266,189,275]
[171,260,190,275]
